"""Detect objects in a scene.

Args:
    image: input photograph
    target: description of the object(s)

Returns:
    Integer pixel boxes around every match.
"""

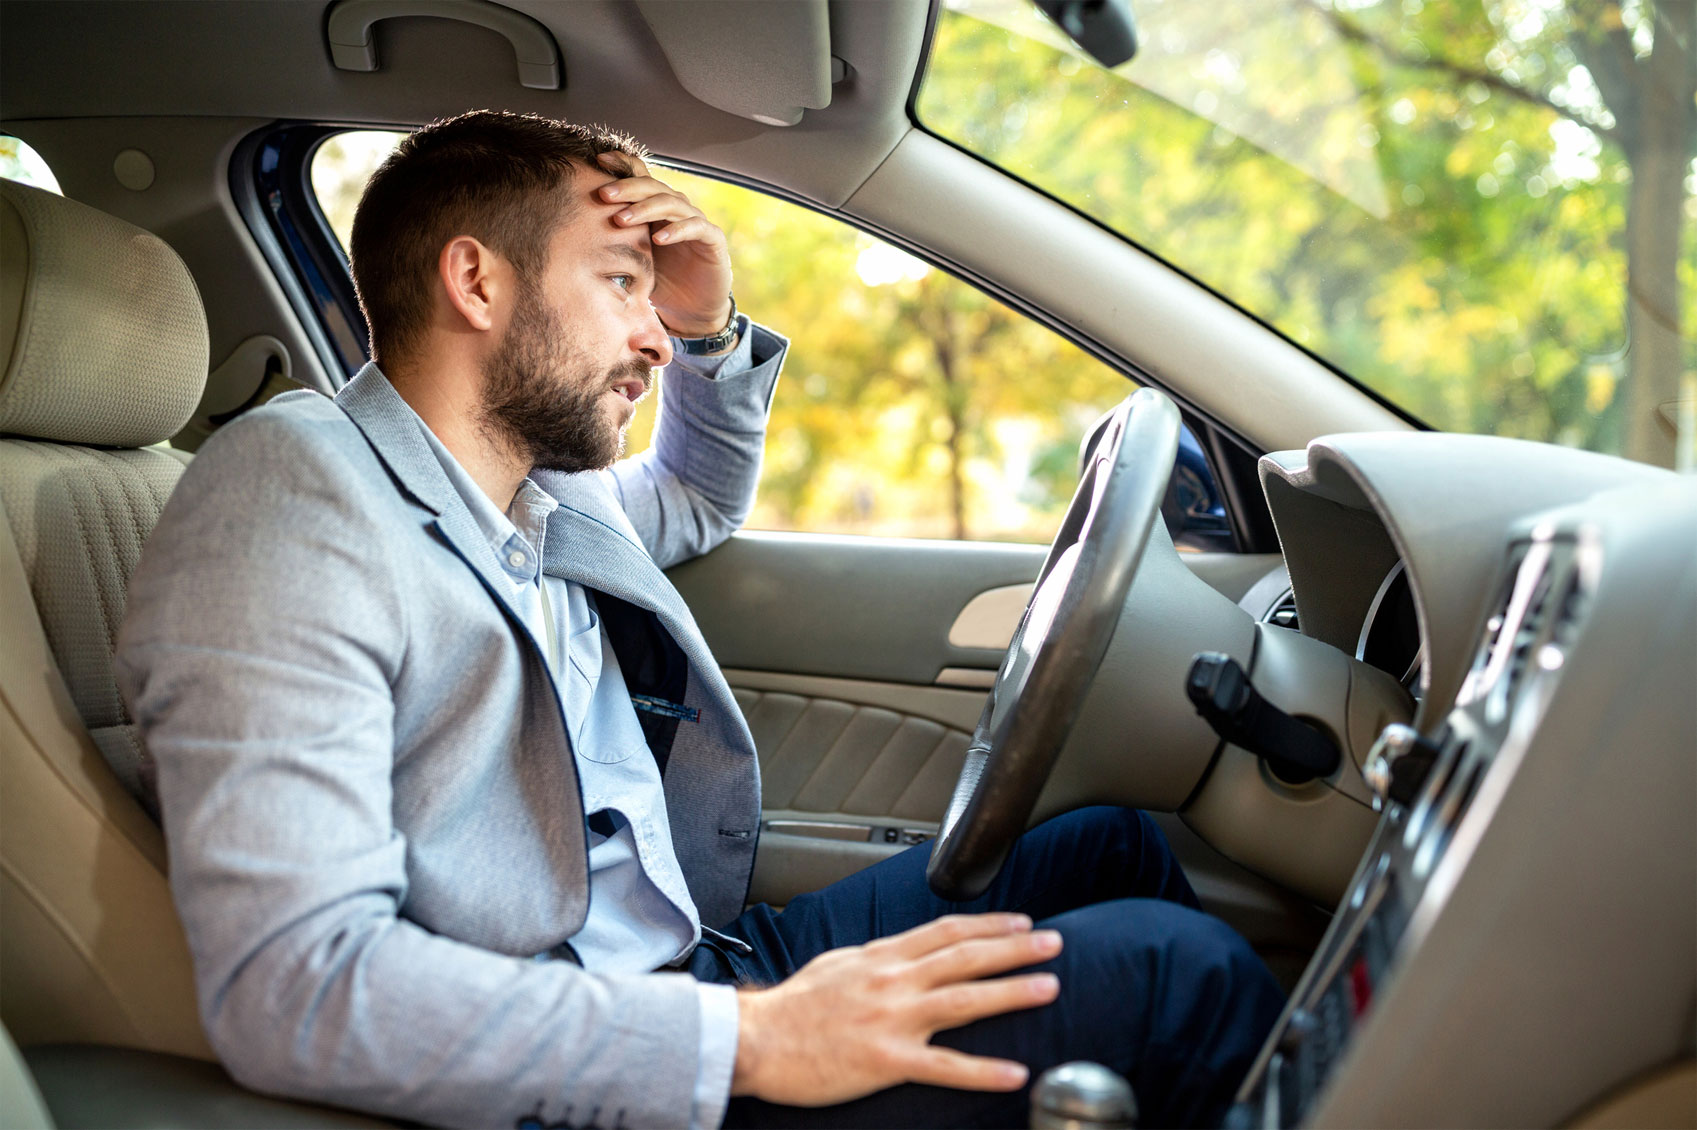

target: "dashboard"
[1240,558,1421,704]
[1223,435,1696,1126]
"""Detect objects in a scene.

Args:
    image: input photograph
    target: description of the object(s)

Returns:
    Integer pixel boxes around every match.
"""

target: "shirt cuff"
[691,981,740,1130]
[667,313,755,381]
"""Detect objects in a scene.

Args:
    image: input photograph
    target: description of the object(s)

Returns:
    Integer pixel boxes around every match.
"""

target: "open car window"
[0,134,61,194]
[306,130,1237,549]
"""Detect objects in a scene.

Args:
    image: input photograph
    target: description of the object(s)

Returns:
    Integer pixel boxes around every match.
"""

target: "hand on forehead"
[585,151,662,236]
[587,148,734,336]
[588,152,698,246]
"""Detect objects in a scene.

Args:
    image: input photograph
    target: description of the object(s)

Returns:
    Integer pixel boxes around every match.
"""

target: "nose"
[632,304,672,368]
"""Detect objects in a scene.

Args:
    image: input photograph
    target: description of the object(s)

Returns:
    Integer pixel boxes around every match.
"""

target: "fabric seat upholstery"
[0,177,214,1058]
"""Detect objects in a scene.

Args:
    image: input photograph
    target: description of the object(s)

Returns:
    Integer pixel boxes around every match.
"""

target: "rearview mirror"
[1031,0,1138,69]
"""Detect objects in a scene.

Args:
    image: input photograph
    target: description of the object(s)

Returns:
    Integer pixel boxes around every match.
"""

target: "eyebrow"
[601,243,654,278]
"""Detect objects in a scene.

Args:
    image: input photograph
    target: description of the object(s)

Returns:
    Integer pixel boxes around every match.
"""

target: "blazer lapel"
[541,485,748,738]
[541,499,685,633]
[336,364,748,751]
[334,364,540,639]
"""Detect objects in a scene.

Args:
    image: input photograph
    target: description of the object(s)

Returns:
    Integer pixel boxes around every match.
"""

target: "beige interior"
[1248,444,1695,1129]
[1565,1061,1697,1130]
[0,179,211,1060]
[0,3,1690,1127]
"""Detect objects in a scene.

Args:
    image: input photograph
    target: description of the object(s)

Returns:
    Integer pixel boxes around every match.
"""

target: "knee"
[1148,903,1279,1003]
[1037,902,1282,1128]
[1051,804,1149,838]
[1046,900,1281,1017]
[1044,805,1167,861]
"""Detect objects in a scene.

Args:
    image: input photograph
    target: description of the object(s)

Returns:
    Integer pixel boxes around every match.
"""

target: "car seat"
[0,178,389,1127]
[0,177,210,1059]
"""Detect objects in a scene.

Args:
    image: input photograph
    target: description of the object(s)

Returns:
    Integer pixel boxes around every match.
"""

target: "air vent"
[1499,557,1557,707]
[1459,534,1591,724]
[1465,543,1526,689]
[1549,562,1589,650]
[1265,590,1299,631]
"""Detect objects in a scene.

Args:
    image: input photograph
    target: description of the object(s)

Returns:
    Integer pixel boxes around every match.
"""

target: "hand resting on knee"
[731,913,1063,1106]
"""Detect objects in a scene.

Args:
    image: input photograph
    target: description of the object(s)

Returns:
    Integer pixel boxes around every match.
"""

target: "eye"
[610,274,634,293]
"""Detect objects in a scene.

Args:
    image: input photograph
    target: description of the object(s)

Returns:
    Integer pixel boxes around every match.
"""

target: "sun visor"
[636,0,838,126]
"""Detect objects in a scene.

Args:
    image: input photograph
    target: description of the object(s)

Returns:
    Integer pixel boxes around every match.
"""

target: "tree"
[922,0,1694,467]
[1317,0,1695,465]
[631,172,1130,542]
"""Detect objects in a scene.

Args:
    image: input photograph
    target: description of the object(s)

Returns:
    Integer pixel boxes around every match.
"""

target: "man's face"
[477,165,671,474]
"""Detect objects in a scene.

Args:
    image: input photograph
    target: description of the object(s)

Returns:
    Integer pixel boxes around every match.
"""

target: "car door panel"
[670,531,1281,685]
[671,534,1322,985]
[731,681,973,820]
[671,531,1047,684]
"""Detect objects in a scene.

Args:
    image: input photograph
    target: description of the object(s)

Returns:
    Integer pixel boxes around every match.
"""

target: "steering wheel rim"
[926,387,1181,900]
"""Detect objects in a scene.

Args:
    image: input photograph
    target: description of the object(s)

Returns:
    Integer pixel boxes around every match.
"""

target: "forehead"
[547,165,651,264]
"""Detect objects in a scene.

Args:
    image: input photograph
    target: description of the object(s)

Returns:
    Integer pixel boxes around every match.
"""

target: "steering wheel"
[926,387,1181,900]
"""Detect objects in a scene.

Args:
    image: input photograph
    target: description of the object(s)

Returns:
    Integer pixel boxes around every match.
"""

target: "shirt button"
[508,551,526,568]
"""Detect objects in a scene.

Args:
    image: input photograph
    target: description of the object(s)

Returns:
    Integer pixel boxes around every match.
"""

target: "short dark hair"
[348,110,646,368]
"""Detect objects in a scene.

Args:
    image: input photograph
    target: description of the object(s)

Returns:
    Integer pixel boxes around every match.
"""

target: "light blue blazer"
[115,324,787,1130]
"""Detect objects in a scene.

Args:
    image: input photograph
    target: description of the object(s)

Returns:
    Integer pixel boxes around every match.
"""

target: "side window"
[312,130,406,248]
[0,135,62,195]
[654,170,1136,544]
[306,132,1232,548]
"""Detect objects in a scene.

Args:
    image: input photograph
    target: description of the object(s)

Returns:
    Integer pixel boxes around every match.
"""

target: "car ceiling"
[1,0,1412,454]
[0,0,928,209]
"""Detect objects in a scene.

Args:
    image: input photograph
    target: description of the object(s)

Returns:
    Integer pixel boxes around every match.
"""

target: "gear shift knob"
[1030,1061,1137,1130]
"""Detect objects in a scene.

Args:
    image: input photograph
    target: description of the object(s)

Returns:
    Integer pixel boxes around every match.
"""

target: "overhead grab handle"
[325,0,562,90]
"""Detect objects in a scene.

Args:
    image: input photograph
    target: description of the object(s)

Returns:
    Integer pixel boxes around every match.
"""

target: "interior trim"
[934,667,995,689]
[945,583,1032,650]
[723,668,984,732]
[326,0,563,90]
[1565,1060,1697,1129]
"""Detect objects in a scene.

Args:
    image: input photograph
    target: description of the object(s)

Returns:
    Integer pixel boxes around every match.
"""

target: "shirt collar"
[406,407,559,585]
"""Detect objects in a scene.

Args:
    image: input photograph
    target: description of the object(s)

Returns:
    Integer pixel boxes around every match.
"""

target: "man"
[117,111,1282,1130]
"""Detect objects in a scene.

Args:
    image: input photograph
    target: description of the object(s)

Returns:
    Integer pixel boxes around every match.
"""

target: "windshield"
[917,0,1695,469]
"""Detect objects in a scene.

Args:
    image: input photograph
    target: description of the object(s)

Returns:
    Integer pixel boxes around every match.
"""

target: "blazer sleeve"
[115,405,712,1130]
[602,315,787,569]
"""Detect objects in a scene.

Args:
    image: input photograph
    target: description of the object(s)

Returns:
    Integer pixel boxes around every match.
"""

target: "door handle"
[325,0,562,90]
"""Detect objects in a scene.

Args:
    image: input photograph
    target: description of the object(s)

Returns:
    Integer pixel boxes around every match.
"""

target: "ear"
[438,236,502,333]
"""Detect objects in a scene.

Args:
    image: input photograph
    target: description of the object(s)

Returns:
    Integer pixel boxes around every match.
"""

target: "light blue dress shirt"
[408,326,755,1130]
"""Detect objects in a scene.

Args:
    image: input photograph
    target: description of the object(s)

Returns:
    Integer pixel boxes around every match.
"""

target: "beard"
[477,280,653,474]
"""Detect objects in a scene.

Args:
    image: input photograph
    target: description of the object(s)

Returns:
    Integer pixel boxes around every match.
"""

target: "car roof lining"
[0,0,929,210]
[0,0,1407,454]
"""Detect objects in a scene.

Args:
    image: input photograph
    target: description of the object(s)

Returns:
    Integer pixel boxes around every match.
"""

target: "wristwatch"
[669,295,739,355]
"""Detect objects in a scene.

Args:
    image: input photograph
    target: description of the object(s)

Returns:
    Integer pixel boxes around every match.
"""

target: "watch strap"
[669,295,739,355]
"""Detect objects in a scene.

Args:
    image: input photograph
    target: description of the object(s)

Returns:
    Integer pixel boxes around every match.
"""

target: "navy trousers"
[692,807,1285,1129]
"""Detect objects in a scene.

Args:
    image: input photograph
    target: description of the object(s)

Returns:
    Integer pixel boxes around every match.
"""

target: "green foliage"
[634,172,1132,541]
[918,0,1695,464]
[313,133,1135,543]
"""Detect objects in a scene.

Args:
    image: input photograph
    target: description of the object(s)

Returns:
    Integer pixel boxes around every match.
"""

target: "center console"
[1227,523,1596,1128]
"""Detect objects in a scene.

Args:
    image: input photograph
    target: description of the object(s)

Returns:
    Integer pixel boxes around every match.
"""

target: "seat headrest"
[0,178,208,448]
